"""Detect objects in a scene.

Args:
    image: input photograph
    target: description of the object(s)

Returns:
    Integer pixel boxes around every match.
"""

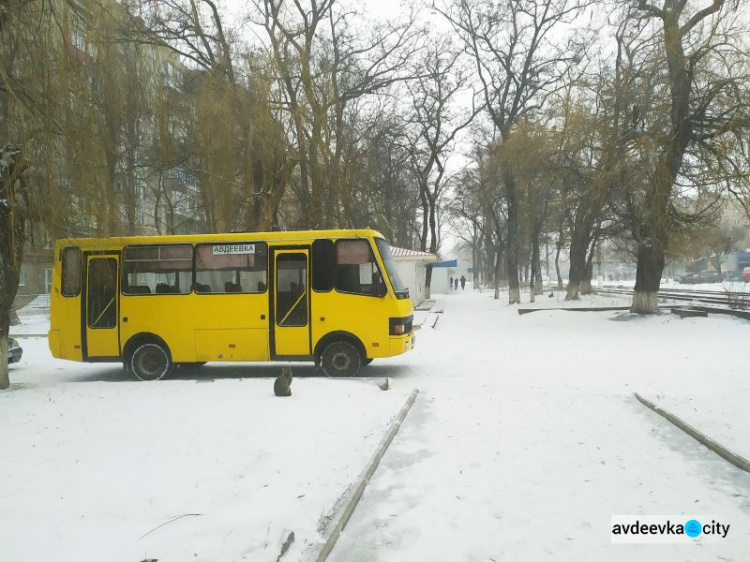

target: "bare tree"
[405,36,478,297]
[353,106,420,245]
[627,0,750,313]
[436,0,591,304]
[254,0,421,228]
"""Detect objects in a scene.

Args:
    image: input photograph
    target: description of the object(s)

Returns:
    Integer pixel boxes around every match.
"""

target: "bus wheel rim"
[138,348,165,378]
[332,352,351,371]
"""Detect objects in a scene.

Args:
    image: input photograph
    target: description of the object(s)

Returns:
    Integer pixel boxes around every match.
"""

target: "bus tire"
[321,341,362,377]
[363,358,373,366]
[130,342,174,381]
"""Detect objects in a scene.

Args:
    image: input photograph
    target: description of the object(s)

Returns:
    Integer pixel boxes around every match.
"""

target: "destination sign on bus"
[213,244,256,255]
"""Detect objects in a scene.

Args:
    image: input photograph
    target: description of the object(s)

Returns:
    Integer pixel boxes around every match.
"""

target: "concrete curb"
[634,393,750,473]
[309,388,420,562]
[518,306,672,315]
[9,334,47,338]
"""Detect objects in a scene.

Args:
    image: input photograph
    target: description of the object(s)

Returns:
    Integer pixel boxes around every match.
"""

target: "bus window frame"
[61,246,82,297]
[121,243,194,296]
[194,241,269,295]
[274,251,309,327]
[86,256,119,330]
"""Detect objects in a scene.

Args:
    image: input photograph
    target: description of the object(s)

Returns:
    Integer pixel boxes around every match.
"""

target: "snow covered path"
[330,290,750,562]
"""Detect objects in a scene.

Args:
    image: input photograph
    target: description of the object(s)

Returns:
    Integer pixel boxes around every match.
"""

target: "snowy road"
[330,290,750,562]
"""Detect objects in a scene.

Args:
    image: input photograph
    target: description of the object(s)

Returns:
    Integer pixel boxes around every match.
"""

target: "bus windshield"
[375,238,409,299]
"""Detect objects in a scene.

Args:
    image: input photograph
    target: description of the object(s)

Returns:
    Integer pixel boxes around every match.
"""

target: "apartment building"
[16,0,205,298]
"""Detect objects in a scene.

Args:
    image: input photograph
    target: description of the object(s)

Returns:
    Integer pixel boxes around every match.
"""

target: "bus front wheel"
[130,343,174,381]
[321,341,362,377]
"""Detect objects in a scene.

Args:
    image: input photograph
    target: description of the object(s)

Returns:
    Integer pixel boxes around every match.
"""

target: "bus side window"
[61,247,81,297]
[195,242,268,294]
[122,245,193,295]
[312,239,335,291]
[335,240,385,297]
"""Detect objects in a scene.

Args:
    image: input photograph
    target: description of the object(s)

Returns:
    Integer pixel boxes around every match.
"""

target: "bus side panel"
[195,329,268,361]
[119,293,269,363]
[120,294,198,362]
[193,293,269,361]
[310,291,391,359]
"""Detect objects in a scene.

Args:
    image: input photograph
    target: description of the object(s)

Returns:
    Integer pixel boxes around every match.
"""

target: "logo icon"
[685,519,702,538]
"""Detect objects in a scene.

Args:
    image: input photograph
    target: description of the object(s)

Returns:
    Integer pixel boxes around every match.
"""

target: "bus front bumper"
[389,333,415,355]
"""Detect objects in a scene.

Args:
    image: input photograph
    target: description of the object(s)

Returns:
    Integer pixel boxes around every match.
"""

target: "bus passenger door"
[272,250,310,357]
[85,255,120,359]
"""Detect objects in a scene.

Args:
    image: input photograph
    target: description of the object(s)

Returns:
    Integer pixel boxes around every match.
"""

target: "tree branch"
[637,0,665,18]
[680,0,725,36]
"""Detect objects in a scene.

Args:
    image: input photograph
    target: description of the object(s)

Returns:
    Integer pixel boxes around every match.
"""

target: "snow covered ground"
[3,288,750,561]
[1,339,412,561]
[332,289,750,562]
[643,392,750,463]
[517,288,632,309]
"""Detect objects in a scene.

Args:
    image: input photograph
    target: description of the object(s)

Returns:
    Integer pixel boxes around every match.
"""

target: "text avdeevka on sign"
[213,244,256,255]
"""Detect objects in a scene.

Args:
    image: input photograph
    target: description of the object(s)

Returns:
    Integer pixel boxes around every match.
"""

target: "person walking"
[460,275,466,290]
[449,277,454,291]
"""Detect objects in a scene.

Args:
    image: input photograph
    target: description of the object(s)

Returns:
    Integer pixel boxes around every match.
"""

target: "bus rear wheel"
[130,343,174,381]
[321,341,362,377]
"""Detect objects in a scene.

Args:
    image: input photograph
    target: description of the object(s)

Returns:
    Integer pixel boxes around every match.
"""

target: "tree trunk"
[529,271,535,303]
[424,192,438,298]
[566,231,588,300]
[425,262,433,299]
[581,239,597,295]
[1,152,25,390]
[420,187,429,252]
[581,259,594,295]
[632,164,672,313]
[505,177,520,304]
[555,241,563,290]
[471,224,479,287]
[0,319,8,390]
[0,234,19,390]
[632,241,665,314]
[0,321,10,390]
[711,255,723,278]
[531,219,543,297]
[493,248,502,300]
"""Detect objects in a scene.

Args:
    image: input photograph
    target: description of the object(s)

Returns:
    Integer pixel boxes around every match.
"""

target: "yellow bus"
[49,229,415,380]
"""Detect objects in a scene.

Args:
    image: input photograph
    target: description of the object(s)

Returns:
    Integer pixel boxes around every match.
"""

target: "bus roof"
[54,228,387,249]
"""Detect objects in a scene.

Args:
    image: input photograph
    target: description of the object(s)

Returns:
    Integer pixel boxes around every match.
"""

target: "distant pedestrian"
[460,275,466,290]
[454,278,459,290]
[449,277,454,290]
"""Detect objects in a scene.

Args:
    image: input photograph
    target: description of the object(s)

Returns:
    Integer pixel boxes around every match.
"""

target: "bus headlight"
[389,316,413,336]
